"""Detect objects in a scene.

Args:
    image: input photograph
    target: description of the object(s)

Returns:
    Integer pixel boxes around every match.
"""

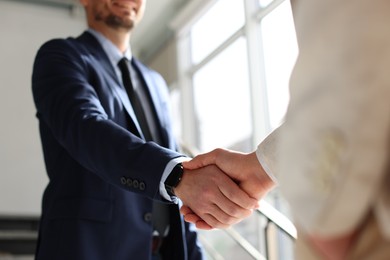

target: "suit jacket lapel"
[132,59,165,126]
[77,32,118,83]
[77,32,144,138]
[132,59,172,146]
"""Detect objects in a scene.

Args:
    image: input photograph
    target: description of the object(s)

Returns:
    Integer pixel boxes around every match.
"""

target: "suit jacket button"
[133,180,139,189]
[144,213,152,222]
[139,182,146,191]
[120,177,127,185]
[126,178,133,187]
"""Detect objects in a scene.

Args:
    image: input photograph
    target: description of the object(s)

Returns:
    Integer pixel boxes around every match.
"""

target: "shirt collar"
[87,28,132,66]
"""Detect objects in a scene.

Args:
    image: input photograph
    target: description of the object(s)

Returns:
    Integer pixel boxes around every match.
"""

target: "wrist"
[164,163,184,197]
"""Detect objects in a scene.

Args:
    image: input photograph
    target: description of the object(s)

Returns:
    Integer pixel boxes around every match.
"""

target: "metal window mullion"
[176,32,199,149]
[255,0,286,21]
[187,27,245,76]
[244,0,272,148]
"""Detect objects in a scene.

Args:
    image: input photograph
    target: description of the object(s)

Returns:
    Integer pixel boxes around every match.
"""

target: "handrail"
[224,228,266,260]
[198,234,225,260]
[0,231,37,240]
[256,200,297,240]
[218,200,296,260]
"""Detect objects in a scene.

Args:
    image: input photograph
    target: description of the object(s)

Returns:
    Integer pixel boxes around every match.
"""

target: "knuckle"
[219,214,236,226]
[227,206,240,217]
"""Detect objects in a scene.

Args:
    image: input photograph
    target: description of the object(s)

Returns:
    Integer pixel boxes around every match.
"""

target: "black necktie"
[118,58,153,141]
[118,57,170,238]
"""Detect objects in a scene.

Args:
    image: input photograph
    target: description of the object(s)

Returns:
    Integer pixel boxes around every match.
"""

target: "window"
[176,0,297,153]
[261,0,298,128]
[191,0,245,64]
[259,0,274,7]
[193,37,252,151]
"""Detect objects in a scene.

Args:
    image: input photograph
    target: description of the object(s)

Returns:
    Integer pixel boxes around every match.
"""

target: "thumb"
[182,150,219,170]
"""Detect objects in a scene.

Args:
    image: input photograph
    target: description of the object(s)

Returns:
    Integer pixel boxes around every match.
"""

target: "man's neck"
[90,24,131,53]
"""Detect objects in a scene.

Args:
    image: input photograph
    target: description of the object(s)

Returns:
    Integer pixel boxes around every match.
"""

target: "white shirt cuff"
[159,157,190,203]
[256,145,278,184]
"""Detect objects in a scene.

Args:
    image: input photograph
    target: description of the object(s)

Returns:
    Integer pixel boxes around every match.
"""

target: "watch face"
[165,163,183,196]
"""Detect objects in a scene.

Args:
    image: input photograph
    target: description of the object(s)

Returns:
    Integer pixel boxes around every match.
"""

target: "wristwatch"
[164,163,184,197]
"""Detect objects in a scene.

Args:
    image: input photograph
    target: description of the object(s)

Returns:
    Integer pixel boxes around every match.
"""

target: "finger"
[183,213,202,223]
[185,198,236,228]
[191,170,253,225]
[219,180,260,211]
[177,165,248,228]
[211,179,257,221]
[189,185,242,226]
[181,205,228,230]
[180,205,193,215]
[180,206,202,223]
[199,212,230,229]
[181,202,233,228]
[181,207,215,230]
[182,149,219,169]
[195,220,213,230]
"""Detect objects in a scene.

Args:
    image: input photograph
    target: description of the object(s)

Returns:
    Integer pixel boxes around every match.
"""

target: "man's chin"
[106,14,134,30]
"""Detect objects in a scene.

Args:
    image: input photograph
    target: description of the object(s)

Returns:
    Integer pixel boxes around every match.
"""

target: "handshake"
[174,148,276,230]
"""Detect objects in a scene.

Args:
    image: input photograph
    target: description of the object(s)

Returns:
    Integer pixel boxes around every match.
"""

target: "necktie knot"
[118,57,130,70]
[118,58,133,90]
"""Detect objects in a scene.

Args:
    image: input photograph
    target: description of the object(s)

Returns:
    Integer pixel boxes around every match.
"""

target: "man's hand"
[180,149,276,229]
[180,205,213,230]
[174,164,259,229]
[183,149,275,200]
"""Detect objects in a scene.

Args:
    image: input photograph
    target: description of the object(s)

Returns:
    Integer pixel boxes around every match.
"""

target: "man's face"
[81,0,146,31]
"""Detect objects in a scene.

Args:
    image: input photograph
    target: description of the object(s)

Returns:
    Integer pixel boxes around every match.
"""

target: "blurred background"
[0,0,298,259]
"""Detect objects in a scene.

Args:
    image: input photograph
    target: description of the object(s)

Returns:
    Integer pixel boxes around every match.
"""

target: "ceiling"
[10,0,190,62]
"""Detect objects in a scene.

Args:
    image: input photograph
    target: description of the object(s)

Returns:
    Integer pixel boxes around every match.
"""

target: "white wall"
[0,1,86,216]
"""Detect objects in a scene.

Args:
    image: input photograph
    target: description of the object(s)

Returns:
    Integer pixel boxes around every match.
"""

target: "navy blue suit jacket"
[32,31,203,260]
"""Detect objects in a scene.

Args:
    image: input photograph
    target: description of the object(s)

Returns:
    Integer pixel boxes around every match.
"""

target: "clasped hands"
[174,148,276,230]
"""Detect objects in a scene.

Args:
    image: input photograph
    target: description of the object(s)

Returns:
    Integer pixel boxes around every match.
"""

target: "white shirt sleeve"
[255,128,282,184]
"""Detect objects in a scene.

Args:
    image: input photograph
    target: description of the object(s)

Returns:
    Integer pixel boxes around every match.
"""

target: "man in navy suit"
[31,0,258,259]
